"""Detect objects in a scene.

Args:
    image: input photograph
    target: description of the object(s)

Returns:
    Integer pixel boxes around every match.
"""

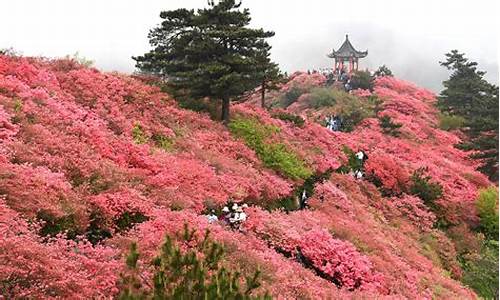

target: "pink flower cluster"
[0,55,489,299]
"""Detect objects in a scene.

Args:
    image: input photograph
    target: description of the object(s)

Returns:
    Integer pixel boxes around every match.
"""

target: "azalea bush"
[0,54,493,299]
[298,229,385,291]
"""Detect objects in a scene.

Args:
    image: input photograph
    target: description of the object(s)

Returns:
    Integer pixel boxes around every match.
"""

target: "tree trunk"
[261,81,266,109]
[221,97,230,125]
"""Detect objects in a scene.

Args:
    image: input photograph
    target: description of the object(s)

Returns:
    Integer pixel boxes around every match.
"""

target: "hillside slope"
[0,55,492,299]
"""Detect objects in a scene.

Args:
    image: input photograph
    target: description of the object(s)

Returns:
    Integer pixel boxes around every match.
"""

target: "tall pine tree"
[438,50,499,181]
[255,50,284,109]
[133,0,275,123]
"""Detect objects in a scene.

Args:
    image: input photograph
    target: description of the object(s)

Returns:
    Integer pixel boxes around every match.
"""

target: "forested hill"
[0,55,496,299]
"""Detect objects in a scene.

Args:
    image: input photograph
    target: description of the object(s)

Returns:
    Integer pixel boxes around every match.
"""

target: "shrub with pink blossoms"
[298,229,385,292]
[364,151,410,195]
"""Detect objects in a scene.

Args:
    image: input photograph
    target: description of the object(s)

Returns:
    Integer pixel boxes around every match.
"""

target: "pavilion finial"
[346,34,349,40]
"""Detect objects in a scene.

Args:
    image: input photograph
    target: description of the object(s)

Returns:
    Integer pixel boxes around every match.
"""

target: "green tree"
[350,70,374,91]
[438,50,499,181]
[119,225,270,299]
[133,0,275,124]
[373,65,393,77]
[462,240,499,299]
[255,50,284,109]
[476,187,499,241]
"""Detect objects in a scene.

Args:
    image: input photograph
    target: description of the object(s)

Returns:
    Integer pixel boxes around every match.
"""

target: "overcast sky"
[1,0,498,91]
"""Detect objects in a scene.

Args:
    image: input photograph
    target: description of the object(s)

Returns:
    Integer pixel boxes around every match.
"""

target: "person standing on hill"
[206,210,218,223]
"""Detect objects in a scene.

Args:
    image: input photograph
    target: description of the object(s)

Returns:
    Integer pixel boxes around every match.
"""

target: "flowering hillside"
[0,56,494,299]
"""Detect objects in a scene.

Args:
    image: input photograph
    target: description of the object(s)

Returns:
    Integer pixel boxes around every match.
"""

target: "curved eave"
[328,50,368,59]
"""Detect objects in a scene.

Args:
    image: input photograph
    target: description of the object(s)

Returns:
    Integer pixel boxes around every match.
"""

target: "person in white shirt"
[355,151,364,161]
[206,209,218,223]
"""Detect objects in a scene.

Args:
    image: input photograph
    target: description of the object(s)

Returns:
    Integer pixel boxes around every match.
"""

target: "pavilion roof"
[328,34,368,59]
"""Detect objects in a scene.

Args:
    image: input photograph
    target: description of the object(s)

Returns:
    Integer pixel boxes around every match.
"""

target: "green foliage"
[309,87,337,109]
[115,212,149,232]
[119,243,148,300]
[255,51,285,109]
[336,146,363,174]
[176,97,222,121]
[271,111,305,127]
[119,225,270,299]
[152,133,175,152]
[13,98,22,113]
[476,187,499,240]
[408,168,443,209]
[268,168,333,212]
[374,65,393,77]
[280,86,306,108]
[438,50,499,181]
[461,240,499,299]
[307,87,378,131]
[350,70,374,91]
[438,113,466,131]
[88,172,114,195]
[134,0,275,123]
[85,210,112,245]
[36,210,79,239]
[229,117,312,180]
[379,115,402,137]
[266,196,299,212]
[132,122,148,144]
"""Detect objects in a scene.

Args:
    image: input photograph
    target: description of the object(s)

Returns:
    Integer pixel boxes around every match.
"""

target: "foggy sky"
[1,0,498,92]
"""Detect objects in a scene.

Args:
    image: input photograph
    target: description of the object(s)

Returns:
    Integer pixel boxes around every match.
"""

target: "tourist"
[344,79,351,92]
[355,150,366,161]
[334,115,342,131]
[300,189,309,209]
[325,115,333,131]
[354,169,363,180]
[225,203,249,230]
[206,209,218,223]
[331,118,339,131]
[222,206,230,223]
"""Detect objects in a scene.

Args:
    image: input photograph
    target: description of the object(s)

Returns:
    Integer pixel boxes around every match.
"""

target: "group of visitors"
[325,115,342,131]
[206,202,248,231]
[352,150,368,180]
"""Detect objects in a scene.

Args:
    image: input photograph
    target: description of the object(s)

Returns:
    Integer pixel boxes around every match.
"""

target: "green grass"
[229,117,312,180]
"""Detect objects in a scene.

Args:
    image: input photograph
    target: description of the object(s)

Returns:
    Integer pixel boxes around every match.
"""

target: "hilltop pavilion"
[328,34,368,75]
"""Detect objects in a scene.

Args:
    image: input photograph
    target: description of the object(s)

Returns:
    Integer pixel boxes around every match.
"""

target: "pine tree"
[255,50,284,109]
[133,0,275,124]
[438,50,499,181]
[119,224,270,299]
[373,65,393,77]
